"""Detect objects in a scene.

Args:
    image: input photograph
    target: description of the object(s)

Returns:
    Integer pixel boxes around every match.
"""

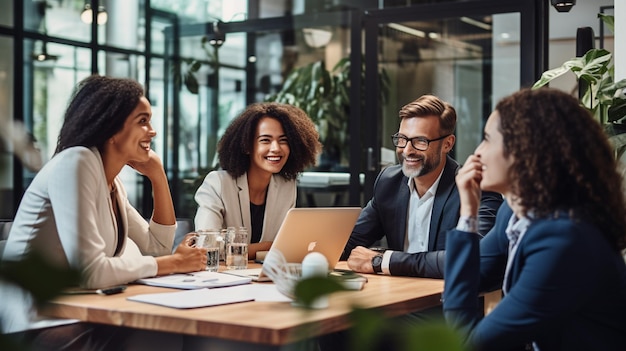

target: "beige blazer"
[194,170,296,243]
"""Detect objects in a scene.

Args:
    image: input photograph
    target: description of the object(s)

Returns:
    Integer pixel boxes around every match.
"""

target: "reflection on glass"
[100,0,144,51]
[377,14,520,164]
[0,36,14,218]
[23,0,91,43]
[0,0,13,26]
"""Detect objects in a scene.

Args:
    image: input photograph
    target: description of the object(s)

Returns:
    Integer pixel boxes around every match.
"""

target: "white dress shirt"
[381,169,444,274]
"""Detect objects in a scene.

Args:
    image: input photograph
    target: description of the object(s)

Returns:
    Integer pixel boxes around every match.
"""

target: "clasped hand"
[346,246,379,274]
[456,154,483,217]
[127,150,165,181]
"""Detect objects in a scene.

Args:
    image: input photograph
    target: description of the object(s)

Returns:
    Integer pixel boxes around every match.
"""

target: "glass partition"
[0,0,12,27]
[101,0,145,51]
[3,0,544,218]
[24,0,92,43]
[0,35,13,218]
[377,13,521,165]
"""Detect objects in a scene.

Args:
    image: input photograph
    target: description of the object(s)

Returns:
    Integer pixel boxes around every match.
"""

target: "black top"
[249,202,266,243]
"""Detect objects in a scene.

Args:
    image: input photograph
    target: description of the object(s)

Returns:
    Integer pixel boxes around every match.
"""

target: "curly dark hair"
[217,102,322,180]
[55,75,144,154]
[399,94,456,135]
[497,88,626,251]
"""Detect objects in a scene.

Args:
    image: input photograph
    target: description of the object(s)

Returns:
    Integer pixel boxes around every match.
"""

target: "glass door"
[359,0,545,201]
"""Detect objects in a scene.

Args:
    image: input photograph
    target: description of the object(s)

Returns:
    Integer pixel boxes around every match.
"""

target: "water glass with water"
[226,227,248,270]
[193,229,221,272]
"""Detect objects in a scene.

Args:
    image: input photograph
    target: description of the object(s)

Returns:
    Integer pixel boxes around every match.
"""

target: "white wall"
[615,1,624,80]
[547,0,615,93]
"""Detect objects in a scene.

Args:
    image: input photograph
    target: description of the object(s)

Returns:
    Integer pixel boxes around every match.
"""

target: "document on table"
[128,288,254,308]
[127,284,292,309]
[135,271,252,289]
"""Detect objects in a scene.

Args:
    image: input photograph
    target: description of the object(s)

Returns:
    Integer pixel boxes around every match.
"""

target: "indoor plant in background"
[532,14,626,261]
[532,14,626,159]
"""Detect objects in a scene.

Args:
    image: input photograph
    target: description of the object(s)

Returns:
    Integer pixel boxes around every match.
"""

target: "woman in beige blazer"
[195,102,322,259]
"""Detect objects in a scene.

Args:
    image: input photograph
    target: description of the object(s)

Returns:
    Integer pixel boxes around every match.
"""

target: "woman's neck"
[100,148,125,189]
[505,195,524,218]
[247,167,272,205]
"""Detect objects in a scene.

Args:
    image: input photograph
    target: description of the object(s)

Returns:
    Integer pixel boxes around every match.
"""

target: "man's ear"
[444,134,455,153]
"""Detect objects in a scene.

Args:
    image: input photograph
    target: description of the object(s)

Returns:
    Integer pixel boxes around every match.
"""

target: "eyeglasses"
[391,133,451,151]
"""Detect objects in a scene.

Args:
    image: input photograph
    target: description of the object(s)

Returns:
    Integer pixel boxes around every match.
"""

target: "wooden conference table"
[42,262,444,348]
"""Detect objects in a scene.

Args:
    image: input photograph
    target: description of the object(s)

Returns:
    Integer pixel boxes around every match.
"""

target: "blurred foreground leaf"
[293,274,467,350]
[0,250,81,307]
[293,276,347,309]
[348,307,467,351]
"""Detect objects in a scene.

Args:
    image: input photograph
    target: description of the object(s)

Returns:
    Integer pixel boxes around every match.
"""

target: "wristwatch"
[371,253,383,274]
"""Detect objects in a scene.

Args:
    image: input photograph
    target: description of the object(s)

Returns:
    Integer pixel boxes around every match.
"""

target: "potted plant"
[532,14,626,159]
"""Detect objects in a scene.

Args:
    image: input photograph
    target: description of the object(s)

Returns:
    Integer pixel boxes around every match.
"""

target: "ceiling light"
[302,28,333,48]
[31,42,59,62]
[204,21,225,48]
[551,0,576,13]
[460,17,492,31]
[81,3,108,25]
[388,23,426,38]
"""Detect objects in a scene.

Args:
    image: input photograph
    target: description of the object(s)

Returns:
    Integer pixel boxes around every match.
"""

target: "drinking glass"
[226,227,248,270]
[193,229,221,272]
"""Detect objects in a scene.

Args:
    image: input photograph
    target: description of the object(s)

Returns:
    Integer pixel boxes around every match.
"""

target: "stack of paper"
[135,271,252,289]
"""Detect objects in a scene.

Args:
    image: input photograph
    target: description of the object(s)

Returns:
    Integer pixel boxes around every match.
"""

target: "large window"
[0,35,14,218]
[2,0,551,219]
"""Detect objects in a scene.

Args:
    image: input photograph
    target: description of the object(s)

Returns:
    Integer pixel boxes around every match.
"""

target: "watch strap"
[372,254,383,273]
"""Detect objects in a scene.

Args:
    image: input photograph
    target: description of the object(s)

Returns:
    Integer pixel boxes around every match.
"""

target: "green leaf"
[532,58,583,89]
[309,61,324,100]
[403,321,466,351]
[0,251,82,307]
[598,13,614,34]
[189,60,202,72]
[608,98,626,123]
[575,49,611,82]
[347,308,389,351]
[346,308,466,351]
[532,49,611,90]
[332,57,350,72]
[293,276,347,309]
[609,132,626,159]
[184,71,199,94]
[321,68,332,97]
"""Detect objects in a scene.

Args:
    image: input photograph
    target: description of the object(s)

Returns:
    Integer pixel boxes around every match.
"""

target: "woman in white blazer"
[2,75,206,349]
[195,102,322,259]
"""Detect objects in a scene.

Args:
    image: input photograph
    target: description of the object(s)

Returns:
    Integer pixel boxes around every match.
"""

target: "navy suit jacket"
[444,202,626,350]
[342,155,502,278]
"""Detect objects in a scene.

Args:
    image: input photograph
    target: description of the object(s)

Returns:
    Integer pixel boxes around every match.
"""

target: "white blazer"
[1,146,175,333]
[194,170,296,243]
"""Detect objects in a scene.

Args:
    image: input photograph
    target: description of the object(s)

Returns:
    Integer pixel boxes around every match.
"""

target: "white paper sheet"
[135,271,252,289]
[127,288,254,308]
[127,284,292,309]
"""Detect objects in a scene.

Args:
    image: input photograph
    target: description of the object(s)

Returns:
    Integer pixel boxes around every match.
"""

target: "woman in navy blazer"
[444,88,626,350]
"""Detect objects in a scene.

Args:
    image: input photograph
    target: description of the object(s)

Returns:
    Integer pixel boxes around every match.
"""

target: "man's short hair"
[398,95,456,135]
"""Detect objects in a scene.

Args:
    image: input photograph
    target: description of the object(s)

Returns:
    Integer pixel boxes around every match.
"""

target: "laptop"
[223,207,361,282]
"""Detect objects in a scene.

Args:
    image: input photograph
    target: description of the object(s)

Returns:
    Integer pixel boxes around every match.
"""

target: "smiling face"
[396,115,453,179]
[474,110,514,195]
[249,116,290,177]
[109,96,155,163]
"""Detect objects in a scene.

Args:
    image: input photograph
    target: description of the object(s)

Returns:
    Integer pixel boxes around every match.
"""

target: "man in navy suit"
[342,94,502,278]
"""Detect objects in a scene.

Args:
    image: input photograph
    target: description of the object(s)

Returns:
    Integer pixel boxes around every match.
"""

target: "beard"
[399,143,443,179]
